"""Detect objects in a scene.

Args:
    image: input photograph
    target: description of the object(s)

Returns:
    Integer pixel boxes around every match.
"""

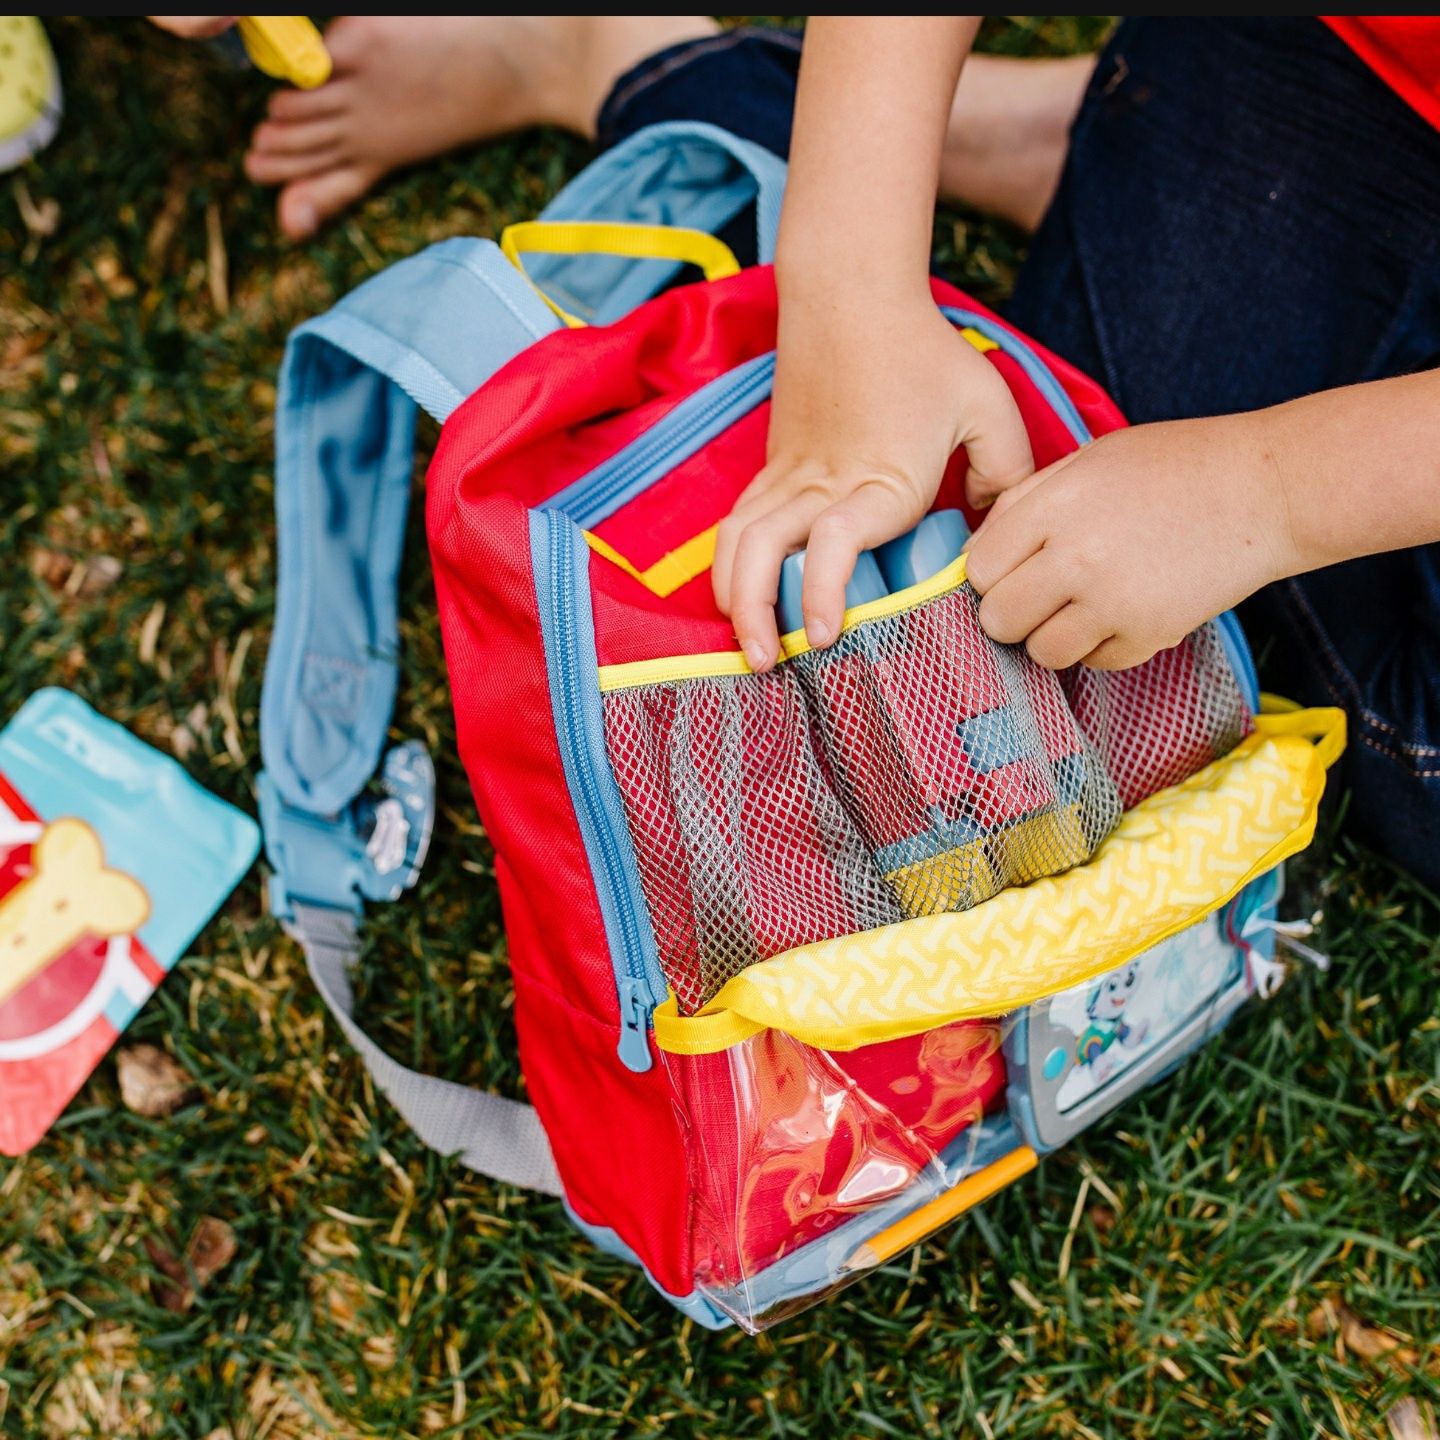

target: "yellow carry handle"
[237,16,332,90]
[500,221,742,328]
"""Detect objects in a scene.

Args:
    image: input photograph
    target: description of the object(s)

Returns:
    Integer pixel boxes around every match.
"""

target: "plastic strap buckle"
[259,740,436,920]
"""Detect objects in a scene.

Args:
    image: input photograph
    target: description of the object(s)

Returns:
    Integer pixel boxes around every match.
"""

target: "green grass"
[1,16,1437,1439]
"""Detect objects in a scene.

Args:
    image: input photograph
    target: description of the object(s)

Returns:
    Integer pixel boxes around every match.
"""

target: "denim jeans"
[596,19,1440,887]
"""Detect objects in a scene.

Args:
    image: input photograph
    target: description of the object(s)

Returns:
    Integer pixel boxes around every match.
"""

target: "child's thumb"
[956,367,1034,507]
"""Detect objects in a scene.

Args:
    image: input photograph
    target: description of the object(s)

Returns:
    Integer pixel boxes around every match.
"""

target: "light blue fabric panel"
[259,240,560,819]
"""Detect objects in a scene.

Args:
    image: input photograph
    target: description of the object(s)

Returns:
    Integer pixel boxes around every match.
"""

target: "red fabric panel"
[1324,17,1440,131]
[507,904,694,1298]
[426,263,1126,1288]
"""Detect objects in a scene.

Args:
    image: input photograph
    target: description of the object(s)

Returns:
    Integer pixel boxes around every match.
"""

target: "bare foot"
[940,53,1096,231]
[244,15,717,240]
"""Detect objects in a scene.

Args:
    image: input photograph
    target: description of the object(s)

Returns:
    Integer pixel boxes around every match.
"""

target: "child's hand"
[713,293,1033,671]
[147,17,237,39]
[965,412,1300,670]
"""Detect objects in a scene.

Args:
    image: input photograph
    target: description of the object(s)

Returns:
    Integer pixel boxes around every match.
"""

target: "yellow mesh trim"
[597,553,970,692]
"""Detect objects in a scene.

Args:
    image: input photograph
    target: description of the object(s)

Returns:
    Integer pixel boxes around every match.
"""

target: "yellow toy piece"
[236,16,332,91]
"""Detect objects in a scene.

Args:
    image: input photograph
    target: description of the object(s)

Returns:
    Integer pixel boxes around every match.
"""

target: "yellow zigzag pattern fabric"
[652,705,1344,1055]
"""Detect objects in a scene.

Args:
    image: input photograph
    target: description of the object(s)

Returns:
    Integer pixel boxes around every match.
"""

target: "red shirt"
[1324,16,1440,130]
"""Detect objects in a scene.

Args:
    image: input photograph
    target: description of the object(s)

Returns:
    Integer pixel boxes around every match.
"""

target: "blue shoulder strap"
[260,238,559,844]
[256,123,789,1197]
[255,237,565,1193]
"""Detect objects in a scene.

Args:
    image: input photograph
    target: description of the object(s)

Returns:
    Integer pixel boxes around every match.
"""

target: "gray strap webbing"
[288,901,563,1195]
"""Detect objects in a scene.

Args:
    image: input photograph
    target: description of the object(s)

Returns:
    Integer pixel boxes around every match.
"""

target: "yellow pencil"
[843,1145,1040,1272]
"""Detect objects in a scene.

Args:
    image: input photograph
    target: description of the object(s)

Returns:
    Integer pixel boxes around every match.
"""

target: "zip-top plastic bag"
[0,689,258,1153]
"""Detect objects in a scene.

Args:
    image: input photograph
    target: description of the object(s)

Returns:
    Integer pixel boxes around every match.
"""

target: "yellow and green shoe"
[0,17,61,174]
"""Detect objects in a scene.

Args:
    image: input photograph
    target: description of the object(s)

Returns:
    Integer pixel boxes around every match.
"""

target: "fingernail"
[805,617,833,647]
[744,641,772,671]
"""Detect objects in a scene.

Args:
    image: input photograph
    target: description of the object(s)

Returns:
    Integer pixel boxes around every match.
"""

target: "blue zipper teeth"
[543,512,662,1071]
[554,353,776,527]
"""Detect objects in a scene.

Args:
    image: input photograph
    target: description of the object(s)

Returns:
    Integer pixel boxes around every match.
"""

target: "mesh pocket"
[1062,623,1252,810]
[602,584,1251,1015]
[791,586,1121,921]
[604,673,904,1015]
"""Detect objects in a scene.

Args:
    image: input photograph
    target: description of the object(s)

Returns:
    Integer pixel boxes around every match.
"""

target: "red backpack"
[426,260,1339,1328]
[260,127,1343,1333]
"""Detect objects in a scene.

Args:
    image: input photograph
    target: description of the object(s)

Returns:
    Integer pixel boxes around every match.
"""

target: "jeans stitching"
[1361,732,1440,778]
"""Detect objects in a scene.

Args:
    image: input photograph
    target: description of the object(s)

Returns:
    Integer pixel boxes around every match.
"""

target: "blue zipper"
[549,352,776,527]
[1213,609,1261,713]
[530,508,667,1073]
[554,309,1092,527]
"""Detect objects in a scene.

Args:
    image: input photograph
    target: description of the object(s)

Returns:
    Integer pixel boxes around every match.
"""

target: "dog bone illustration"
[0,817,150,1008]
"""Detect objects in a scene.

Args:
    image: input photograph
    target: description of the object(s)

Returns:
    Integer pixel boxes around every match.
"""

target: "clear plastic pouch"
[664,1017,1007,1329]
[662,878,1284,1332]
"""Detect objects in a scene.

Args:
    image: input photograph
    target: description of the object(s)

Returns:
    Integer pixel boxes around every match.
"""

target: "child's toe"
[244,145,339,186]
[278,164,376,240]
[266,84,346,123]
[250,116,345,157]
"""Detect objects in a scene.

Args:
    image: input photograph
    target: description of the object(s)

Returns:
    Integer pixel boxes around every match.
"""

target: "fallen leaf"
[30,546,73,590]
[144,1233,190,1312]
[188,1217,238,1287]
[1087,1204,1117,1237]
[116,1044,196,1118]
[1389,1400,1438,1440]
[1308,1297,1420,1368]
[69,554,124,598]
[146,1217,237,1312]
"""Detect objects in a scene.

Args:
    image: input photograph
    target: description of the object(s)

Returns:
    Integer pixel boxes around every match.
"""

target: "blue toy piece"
[874,508,969,591]
[776,548,887,635]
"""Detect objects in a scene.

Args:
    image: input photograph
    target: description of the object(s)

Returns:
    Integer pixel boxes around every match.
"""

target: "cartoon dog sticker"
[1075,959,1148,1076]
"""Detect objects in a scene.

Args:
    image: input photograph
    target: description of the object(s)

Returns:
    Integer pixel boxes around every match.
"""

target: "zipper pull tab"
[616,976,654,1073]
